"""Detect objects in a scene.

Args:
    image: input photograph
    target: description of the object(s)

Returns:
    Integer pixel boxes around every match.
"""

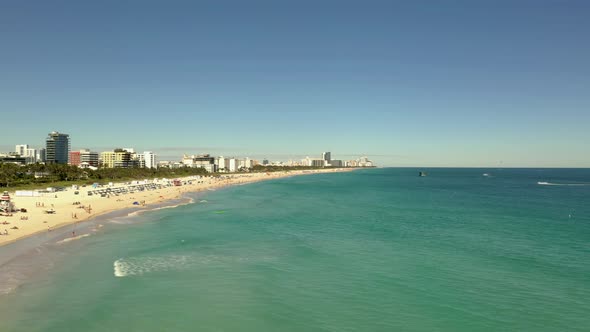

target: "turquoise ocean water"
[0,168,589,331]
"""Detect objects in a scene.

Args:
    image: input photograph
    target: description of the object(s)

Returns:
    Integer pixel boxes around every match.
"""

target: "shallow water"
[0,168,589,331]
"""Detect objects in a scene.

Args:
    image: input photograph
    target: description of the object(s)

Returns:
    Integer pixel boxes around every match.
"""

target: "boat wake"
[537,181,590,186]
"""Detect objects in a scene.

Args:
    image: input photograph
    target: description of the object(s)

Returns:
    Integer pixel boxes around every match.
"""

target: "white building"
[36,149,46,163]
[15,144,28,156]
[228,158,239,172]
[182,154,214,172]
[302,156,325,167]
[15,145,40,164]
[217,156,229,172]
[143,151,157,169]
[345,156,374,167]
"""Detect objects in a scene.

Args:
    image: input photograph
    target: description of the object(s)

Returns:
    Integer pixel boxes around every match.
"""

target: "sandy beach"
[0,169,350,247]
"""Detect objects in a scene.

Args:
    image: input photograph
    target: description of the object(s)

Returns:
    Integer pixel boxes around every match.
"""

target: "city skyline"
[1,1,589,167]
[1,131,373,166]
[3,130,371,169]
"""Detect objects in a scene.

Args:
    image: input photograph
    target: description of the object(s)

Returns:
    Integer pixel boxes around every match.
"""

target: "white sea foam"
[150,204,184,211]
[123,197,194,219]
[56,233,90,245]
[113,253,275,277]
[127,211,142,217]
[114,255,192,277]
[135,200,194,215]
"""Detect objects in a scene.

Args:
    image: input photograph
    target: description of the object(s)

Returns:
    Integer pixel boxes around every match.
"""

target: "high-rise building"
[45,131,70,164]
[143,151,157,169]
[228,158,239,172]
[15,145,39,163]
[303,156,325,167]
[15,144,29,156]
[322,152,331,163]
[25,148,37,162]
[36,148,46,163]
[217,156,228,172]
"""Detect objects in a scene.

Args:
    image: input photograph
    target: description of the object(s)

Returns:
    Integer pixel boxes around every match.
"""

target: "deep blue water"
[0,168,589,331]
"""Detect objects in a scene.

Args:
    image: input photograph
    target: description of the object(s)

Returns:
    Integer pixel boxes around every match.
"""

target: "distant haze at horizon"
[1,1,589,167]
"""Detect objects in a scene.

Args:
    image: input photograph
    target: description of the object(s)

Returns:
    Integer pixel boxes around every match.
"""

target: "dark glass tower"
[45,131,70,164]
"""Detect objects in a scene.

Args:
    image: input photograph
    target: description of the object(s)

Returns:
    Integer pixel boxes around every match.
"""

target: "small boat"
[483,173,490,177]
[419,171,427,177]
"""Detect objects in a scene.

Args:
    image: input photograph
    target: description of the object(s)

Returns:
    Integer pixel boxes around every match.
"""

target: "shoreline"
[0,168,353,248]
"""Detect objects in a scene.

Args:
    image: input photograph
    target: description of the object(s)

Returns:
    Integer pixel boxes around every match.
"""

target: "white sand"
[0,169,351,246]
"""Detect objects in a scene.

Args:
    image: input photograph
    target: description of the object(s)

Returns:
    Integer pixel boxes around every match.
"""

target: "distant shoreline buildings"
[0,132,375,171]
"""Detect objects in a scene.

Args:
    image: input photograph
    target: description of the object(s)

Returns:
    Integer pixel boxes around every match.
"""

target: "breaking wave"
[56,233,90,245]
[114,255,193,277]
[113,253,275,277]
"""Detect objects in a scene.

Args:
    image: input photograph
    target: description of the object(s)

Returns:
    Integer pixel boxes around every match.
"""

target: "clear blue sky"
[1,0,589,167]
